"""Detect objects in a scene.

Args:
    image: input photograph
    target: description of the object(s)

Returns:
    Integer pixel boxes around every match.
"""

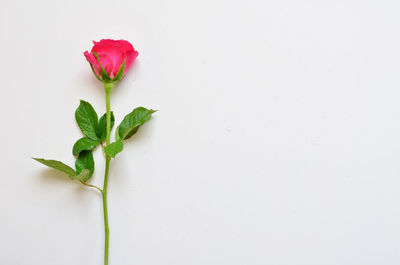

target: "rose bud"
[84,39,139,82]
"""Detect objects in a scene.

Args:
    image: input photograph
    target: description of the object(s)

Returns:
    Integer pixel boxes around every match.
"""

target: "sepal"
[112,59,126,82]
[93,51,112,82]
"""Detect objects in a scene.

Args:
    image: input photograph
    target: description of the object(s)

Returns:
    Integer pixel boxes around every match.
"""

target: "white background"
[1,0,400,264]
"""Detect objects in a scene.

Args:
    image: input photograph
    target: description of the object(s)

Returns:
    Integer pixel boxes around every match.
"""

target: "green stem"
[103,158,110,265]
[103,82,114,265]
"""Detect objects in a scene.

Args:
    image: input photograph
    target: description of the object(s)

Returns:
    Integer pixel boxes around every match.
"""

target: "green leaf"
[75,100,99,140]
[72,137,99,156]
[71,169,91,182]
[117,107,157,140]
[75,150,94,181]
[115,126,121,141]
[104,140,123,158]
[113,59,126,81]
[97,112,115,142]
[33,158,76,178]
[33,158,93,183]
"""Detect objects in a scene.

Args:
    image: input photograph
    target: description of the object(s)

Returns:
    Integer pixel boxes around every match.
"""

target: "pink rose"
[84,39,139,81]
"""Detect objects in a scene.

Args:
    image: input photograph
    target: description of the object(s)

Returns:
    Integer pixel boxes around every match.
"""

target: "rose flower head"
[84,39,139,82]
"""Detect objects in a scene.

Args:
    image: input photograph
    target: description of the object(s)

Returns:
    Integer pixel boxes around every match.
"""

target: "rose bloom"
[84,39,138,80]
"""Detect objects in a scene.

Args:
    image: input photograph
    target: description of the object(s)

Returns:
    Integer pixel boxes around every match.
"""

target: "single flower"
[35,38,156,265]
[84,39,139,82]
